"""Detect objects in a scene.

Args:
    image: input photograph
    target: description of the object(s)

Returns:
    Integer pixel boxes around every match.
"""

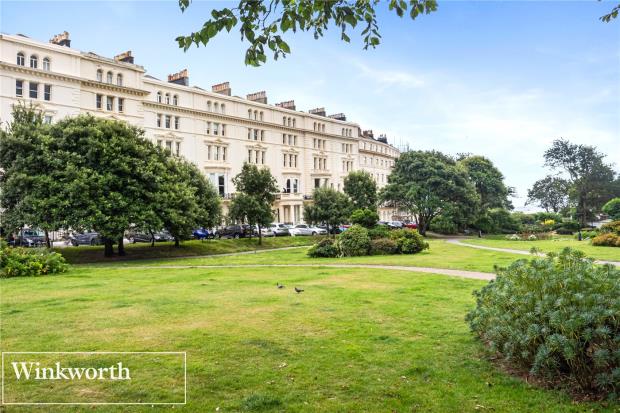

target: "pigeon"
[294,287,304,294]
[277,283,285,289]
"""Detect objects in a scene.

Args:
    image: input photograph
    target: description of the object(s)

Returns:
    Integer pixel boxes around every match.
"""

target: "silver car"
[268,223,290,237]
[289,224,326,236]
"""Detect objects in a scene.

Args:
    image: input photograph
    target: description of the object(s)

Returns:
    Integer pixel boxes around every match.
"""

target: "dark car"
[12,229,46,247]
[218,225,254,239]
[317,225,341,235]
[70,232,102,246]
[128,230,174,243]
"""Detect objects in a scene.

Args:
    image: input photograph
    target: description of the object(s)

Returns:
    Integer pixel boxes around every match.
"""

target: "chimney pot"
[49,31,70,47]
[275,100,296,110]
[246,91,267,104]
[114,51,134,64]
[168,69,189,86]
[212,82,231,95]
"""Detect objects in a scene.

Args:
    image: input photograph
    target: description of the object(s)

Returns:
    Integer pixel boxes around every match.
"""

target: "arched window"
[30,55,38,69]
[173,94,178,106]
[220,103,225,114]
[259,111,263,121]
[248,109,252,118]
[157,91,162,103]
[208,101,212,112]
[106,71,113,84]
[322,124,325,132]
[165,93,170,105]
[16,52,25,66]
[96,69,103,82]
[116,74,123,86]
[287,117,291,127]
[283,116,286,125]
[214,102,219,112]
[254,110,258,120]
[42,57,51,71]
[292,119,296,127]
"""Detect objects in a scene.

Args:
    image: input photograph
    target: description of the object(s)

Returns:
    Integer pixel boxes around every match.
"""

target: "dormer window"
[17,52,25,66]
[116,74,123,86]
[96,69,103,82]
[42,57,51,71]
[30,55,38,69]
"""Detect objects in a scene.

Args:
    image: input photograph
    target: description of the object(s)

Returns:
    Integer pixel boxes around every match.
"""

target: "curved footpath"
[445,238,620,267]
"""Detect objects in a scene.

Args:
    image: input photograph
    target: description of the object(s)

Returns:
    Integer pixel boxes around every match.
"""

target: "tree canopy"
[176,0,437,66]
[304,187,352,236]
[457,155,513,211]
[343,170,378,210]
[526,175,570,213]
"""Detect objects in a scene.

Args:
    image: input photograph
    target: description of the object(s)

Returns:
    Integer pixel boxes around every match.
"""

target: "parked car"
[70,232,102,246]
[289,224,327,236]
[256,225,274,237]
[403,222,418,229]
[387,221,403,229]
[128,230,174,243]
[268,223,290,237]
[193,228,216,240]
[11,229,46,247]
[218,225,254,239]
[317,225,341,235]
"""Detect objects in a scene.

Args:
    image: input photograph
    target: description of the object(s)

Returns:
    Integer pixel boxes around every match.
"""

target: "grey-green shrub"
[1,246,69,277]
[369,238,398,255]
[389,229,429,254]
[338,224,370,256]
[466,248,620,399]
[368,225,390,240]
[307,238,340,258]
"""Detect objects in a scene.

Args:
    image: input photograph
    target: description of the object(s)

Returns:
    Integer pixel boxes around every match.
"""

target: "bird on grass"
[276,283,285,289]
[294,287,304,294]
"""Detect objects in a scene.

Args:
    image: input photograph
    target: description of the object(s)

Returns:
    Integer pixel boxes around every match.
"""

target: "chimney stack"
[275,100,296,110]
[212,82,231,96]
[114,51,134,64]
[168,69,189,86]
[377,134,388,144]
[49,31,70,47]
[328,113,347,121]
[362,130,374,139]
[247,91,267,104]
[309,107,326,117]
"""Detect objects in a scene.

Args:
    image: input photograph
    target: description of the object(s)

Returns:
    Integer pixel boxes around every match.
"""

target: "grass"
[2,265,616,412]
[461,237,620,261]
[57,236,318,264]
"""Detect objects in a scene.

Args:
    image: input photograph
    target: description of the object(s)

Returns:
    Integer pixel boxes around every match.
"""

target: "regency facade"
[0,32,400,223]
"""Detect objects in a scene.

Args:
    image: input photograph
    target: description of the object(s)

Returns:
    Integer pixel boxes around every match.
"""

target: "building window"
[214,123,220,136]
[221,124,226,136]
[218,175,225,196]
[292,119,296,127]
[44,84,52,101]
[166,141,173,152]
[42,57,51,71]
[208,101,213,112]
[173,95,178,106]
[293,179,298,193]
[30,55,38,69]
[214,103,219,113]
[43,115,52,124]
[157,91,162,103]
[253,129,258,140]
[117,74,123,86]
[206,122,211,134]
[260,130,265,141]
[29,82,38,99]
[165,93,170,105]
[248,109,252,119]
[221,104,225,114]
[106,71,113,84]
[157,114,162,127]
[96,69,103,82]
[174,116,180,130]
[259,111,263,121]
[165,115,171,128]
[222,147,227,161]
[96,94,103,109]
[118,98,124,112]
[17,52,25,66]
[106,96,113,111]
[15,80,23,97]
[283,116,286,125]
[175,142,181,156]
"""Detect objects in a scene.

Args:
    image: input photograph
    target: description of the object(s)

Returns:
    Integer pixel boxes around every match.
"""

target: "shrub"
[1,247,69,277]
[307,238,340,258]
[368,225,390,240]
[600,220,620,235]
[466,248,620,399]
[350,208,379,229]
[576,230,598,240]
[429,214,458,234]
[602,198,620,220]
[338,224,370,256]
[389,229,429,254]
[591,233,620,247]
[369,238,398,255]
[476,208,521,234]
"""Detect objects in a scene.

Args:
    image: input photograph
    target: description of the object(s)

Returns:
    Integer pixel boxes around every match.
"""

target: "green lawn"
[461,237,620,261]
[57,236,318,264]
[2,265,615,412]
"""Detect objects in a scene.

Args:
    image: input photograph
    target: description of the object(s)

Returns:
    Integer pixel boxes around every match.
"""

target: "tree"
[543,139,617,226]
[304,187,352,236]
[176,0,437,66]
[229,163,278,245]
[601,4,620,22]
[602,198,620,220]
[457,155,513,210]
[381,151,479,235]
[343,171,377,210]
[526,175,570,213]
[350,208,379,228]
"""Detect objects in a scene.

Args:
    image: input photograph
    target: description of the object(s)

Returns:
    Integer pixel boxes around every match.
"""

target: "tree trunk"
[117,237,125,256]
[104,238,114,257]
[44,229,51,249]
[258,225,263,245]
[174,237,180,248]
[150,229,155,247]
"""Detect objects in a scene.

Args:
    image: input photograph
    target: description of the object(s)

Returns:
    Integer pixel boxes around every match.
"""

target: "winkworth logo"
[2,352,186,405]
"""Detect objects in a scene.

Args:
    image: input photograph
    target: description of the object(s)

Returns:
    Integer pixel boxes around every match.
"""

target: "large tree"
[381,151,479,235]
[229,163,278,245]
[526,175,570,213]
[304,187,352,236]
[343,170,377,210]
[176,0,437,66]
[543,139,617,226]
[457,155,513,210]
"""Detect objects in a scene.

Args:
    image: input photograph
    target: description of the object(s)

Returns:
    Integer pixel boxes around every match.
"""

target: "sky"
[1,0,619,209]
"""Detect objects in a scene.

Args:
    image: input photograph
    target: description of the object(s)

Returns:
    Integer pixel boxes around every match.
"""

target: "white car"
[289,224,327,236]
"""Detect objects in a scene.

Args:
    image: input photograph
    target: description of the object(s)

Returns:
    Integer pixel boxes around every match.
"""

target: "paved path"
[446,238,620,267]
[125,263,495,281]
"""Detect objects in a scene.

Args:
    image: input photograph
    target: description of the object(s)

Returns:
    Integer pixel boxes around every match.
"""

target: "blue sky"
[2,1,619,208]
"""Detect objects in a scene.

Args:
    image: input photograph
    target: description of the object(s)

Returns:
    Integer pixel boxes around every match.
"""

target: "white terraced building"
[0,32,401,224]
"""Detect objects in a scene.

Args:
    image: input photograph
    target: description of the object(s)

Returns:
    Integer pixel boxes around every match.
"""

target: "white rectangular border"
[1,351,187,405]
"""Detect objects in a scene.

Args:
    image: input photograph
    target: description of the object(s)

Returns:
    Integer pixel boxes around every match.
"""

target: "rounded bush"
[307,238,340,258]
[466,248,620,399]
[350,208,379,229]
[368,225,390,240]
[592,233,620,247]
[389,229,429,254]
[338,224,370,256]
[369,238,398,255]
[1,247,69,277]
